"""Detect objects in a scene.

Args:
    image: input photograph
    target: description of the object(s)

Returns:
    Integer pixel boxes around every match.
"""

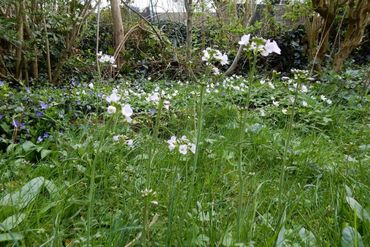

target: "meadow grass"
[0,72,369,246]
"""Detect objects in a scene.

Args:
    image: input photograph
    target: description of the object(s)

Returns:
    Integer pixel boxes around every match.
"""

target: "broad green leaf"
[0,213,26,231]
[0,123,11,134]
[346,197,370,222]
[276,208,287,247]
[44,179,59,197]
[276,225,286,247]
[22,141,36,152]
[0,177,44,209]
[299,227,317,246]
[344,185,352,197]
[6,143,17,153]
[0,232,24,242]
[41,149,52,159]
[222,231,232,246]
[341,226,364,247]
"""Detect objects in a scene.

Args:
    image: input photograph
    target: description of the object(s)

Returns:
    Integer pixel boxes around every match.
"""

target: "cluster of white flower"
[260,79,276,89]
[167,135,196,155]
[106,90,134,122]
[146,87,172,110]
[106,89,121,103]
[320,95,332,105]
[201,48,229,75]
[112,135,134,147]
[141,188,156,197]
[97,52,115,64]
[239,34,281,56]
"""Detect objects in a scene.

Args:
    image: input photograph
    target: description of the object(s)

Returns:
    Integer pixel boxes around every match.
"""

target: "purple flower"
[40,101,49,110]
[43,132,50,138]
[12,120,25,129]
[0,80,4,87]
[0,114,3,120]
[148,109,157,116]
[37,136,43,143]
[26,87,31,93]
[36,111,44,117]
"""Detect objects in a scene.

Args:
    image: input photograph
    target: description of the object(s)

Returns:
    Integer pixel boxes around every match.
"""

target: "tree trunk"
[110,0,124,66]
[184,0,193,61]
[15,1,24,80]
[333,0,370,71]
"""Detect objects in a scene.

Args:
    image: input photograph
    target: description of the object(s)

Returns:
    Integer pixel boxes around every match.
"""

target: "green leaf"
[0,232,24,242]
[298,227,317,246]
[0,177,45,209]
[276,208,287,247]
[6,143,17,153]
[41,149,52,159]
[22,141,36,152]
[346,197,370,222]
[44,179,59,197]
[276,225,286,247]
[222,231,233,246]
[341,226,364,247]
[0,213,26,231]
[0,123,11,134]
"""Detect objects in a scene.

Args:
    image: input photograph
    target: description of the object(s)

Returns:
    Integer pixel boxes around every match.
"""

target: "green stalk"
[185,84,205,212]
[147,98,164,186]
[236,51,257,242]
[87,115,108,246]
[236,109,245,242]
[192,84,205,184]
[142,195,149,247]
[278,77,301,205]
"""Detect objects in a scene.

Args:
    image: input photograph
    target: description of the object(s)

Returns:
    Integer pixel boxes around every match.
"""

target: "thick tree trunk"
[110,0,124,66]
[333,0,370,71]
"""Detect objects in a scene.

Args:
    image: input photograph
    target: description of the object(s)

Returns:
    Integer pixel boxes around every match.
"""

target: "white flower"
[168,142,176,151]
[302,101,308,107]
[189,143,196,154]
[106,92,121,103]
[164,100,170,110]
[180,135,189,142]
[168,136,177,144]
[98,54,115,64]
[301,84,308,93]
[239,34,251,46]
[282,109,288,114]
[261,40,281,56]
[112,135,120,141]
[201,49,211,62]
[148,92,160,103]
[268,81,275,89]
[212,67,220,75]
[141,188,153,197]
[326,99,332,105]
[179,144,188,155]
[126,139,134,147]
[88,83,94,89]
[122,104,133,123]
[167,136,177,151]
[320,95,327,101]
[98,52,115,64]
[107,105,116,114]
[151,200,158,205]
[273,100,279,107]
[215,53,229,65]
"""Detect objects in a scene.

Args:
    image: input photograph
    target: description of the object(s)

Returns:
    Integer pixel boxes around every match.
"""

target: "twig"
[121,1,164,44]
